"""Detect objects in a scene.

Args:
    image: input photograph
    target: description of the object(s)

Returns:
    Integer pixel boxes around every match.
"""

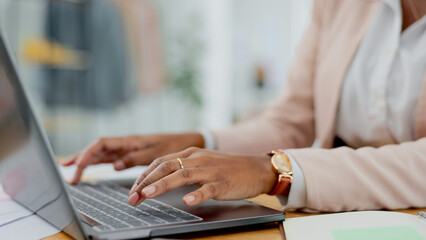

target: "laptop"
[0,32,285,239]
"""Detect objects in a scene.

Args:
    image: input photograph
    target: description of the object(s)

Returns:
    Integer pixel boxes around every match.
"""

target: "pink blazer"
[213,0,426,212]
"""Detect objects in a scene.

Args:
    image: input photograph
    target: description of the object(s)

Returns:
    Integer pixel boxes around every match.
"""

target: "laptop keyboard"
[68,183,202,232]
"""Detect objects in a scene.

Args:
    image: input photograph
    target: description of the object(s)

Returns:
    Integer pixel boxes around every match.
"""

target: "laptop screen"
[0,34,85,239]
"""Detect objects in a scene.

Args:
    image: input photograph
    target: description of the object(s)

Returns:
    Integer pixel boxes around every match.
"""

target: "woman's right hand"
[61,133,205,184]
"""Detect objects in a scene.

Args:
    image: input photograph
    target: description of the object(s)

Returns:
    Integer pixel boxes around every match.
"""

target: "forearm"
[212,111,315,154]
[179,132,205,149]
[286,138,426,212]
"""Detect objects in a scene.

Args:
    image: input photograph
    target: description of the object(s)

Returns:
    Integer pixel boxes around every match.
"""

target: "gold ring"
[177,158,184,169]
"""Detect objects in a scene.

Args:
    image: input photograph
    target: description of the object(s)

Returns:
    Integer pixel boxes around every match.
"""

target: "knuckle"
[198,190,204,200]
[75,161,86,168]
[98,137,107,145]
[179,169,192,179]
[159,161,174,173]
[158,179,169,190]
[123,155,134,163]
[223,179,230,189]
[191,152,204,158]
[212,171,221,180]
[126,152,141,164]
[141,178,153,188]
[152,158,163,167]
[213,192,224,200]
[124,160,134,167]
[187,147,200,154]
[199,153,211,160]
[213,195,223,201]
[91,138,106,153]
[207,184,217,196]
[136,174,146,184]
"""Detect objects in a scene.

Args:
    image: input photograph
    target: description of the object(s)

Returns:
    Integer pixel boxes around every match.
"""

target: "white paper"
[0,201,33,226]
[0,214,59,240]
[0,185,59,240]
[283,211,426,240]
[0,185,32,227]
[59,164,148,183]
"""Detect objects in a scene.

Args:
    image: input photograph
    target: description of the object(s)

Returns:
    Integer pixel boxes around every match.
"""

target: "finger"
[70,155,126,185]
[70,138,128,183]
[62,152,116,167]
[70,166,85,185]
[76,138,124,165]
[129,148,201,194]
[61,154,79,166]
[69,155,119,185]
[69,154,121,185]
[129,158,167,194]
[130,167,216,206]
[130,147,201,189]
[183,182,222,206]
[129,151,212,196]
[129,157,183,199]
[114,148,158,171]
[142,167,215,198]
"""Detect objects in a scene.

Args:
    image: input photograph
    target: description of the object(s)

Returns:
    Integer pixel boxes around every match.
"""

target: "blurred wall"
[0,0,313,155]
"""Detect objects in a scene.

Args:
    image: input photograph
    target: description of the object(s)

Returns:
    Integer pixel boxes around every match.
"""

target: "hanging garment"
[115,0,165,94]
[43,0,133,109]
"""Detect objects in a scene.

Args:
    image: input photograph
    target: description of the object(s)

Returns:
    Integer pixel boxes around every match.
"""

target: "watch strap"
[269,174,292,195]
[267,150,293,196]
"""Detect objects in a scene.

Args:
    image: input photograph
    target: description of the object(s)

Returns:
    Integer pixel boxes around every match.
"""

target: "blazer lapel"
[316,0,380,148]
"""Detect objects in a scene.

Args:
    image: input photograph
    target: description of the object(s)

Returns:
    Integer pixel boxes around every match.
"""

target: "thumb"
[61,154,79,166]
[114,149,158,170]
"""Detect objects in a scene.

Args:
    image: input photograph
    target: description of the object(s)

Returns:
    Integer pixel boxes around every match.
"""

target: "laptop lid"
[0,32,87,240]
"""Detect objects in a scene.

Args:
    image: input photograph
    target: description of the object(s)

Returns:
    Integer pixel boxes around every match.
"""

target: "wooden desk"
[44,194,425,240]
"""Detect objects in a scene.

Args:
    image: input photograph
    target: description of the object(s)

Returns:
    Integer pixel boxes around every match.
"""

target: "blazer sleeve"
[286,138,426,212]
[212,0,325,154]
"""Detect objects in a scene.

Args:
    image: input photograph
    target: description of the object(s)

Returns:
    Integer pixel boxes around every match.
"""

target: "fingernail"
[183,195,195,204]
[142,186,156,197]
[114,161,125,170]
[128,192,139,205]
[71,177,78,185]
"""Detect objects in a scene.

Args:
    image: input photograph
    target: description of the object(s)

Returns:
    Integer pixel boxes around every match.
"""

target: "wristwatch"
[268,150,293,196]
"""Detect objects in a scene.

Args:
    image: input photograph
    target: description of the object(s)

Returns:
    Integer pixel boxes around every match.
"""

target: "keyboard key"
[103,218,121,225]
[94,225,112,232]
[68,183,202,231]
[139,216,166,225]
[127,220,148,227]
[110,223,129,230]
[130,211,150,218]
[154,213,182,223]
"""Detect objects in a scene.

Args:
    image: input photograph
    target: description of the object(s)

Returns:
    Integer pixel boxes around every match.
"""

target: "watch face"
[272,153,292,173]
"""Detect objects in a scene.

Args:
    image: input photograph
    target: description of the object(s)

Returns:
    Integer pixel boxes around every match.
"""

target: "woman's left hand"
[127,147,277,206]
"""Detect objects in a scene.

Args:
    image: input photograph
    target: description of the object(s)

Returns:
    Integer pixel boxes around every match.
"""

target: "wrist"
[267,150,293,196]
[261,155,279,194]
[182,132,205,149]
[198,129,217,150]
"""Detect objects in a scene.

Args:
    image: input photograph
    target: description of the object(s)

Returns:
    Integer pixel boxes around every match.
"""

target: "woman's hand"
[127,147,278,207]
[61,133,204,184]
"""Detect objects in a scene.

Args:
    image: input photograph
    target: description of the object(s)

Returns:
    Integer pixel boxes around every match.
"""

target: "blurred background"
[0,0,313,156]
